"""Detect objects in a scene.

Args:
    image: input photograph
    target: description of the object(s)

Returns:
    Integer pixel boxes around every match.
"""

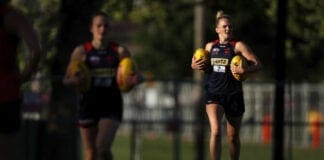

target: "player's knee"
[227,133,240,144]
[210,129,222,139]
[84,148,96,160]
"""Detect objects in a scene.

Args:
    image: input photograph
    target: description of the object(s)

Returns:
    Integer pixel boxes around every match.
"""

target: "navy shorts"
[77,87,123,128]
[205,91,245,117]
[0,100,21,134]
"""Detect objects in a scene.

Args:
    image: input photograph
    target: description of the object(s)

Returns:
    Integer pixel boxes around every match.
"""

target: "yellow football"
[231,55,248,81]
[117,57,135,92]
[67,60,91,92]
[193,48,207,61]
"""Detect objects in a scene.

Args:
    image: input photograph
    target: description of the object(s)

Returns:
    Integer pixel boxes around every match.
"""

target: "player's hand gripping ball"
[66,60,91,92]
[230,55,248,81]
[117,57,137,93]
[193,48,207,61]
[192,48,210,71]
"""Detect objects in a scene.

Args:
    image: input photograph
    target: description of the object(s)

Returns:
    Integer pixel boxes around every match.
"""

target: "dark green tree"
[285,0,324,82]
[127,0,195,80]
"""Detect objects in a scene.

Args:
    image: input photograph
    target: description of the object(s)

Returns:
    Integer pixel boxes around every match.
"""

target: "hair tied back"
[216,10,224,20]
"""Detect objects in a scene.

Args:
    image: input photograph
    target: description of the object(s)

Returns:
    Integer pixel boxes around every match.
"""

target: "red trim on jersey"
[109,41,119,53]
[83,42,93,53]
[212,39,237,47]
[229,40,237,48]
[213,39,220,45]
[83,41,119,53]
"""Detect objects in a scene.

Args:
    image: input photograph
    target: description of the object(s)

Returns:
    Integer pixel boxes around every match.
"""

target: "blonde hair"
[215,10,231,25]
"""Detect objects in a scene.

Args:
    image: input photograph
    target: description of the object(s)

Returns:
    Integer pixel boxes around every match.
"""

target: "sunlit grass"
[111,133,324,160]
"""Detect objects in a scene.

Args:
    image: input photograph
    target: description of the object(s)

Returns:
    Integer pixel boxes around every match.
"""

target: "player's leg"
[80,126,98,160]
[96,118,120,160]
[225,115,242,160]
[206,103,224,160]
[224,91,245,160]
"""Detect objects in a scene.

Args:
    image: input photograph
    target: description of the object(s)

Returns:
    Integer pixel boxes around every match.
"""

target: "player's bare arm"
[63,45,86,86]
[69,45,86,62]
[118,45,131,59]
[234,41,262,74]
[117,45,143,86]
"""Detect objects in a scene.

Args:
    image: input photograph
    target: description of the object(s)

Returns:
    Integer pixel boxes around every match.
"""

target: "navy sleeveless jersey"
[204,39,242,95]
[83,41,120,90]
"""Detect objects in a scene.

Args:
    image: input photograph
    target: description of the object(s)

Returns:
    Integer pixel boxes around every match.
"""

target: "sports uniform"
[204,39,245,116]
[77,41,123,127]
[0,4,22,133]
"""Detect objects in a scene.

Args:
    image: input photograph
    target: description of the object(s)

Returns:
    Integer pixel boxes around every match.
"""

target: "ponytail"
[215,10,231,25]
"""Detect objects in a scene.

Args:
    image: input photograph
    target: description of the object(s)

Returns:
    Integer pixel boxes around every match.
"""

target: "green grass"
[111,133,324,160]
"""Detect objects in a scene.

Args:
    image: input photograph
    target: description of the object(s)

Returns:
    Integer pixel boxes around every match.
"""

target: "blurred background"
[11,0,324,160]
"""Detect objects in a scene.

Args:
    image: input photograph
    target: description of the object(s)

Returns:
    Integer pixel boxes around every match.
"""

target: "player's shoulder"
[205,43,212,52]
[73,44,87,56]
[205,40,219,51]
[233,40,247,50]
[234,40,244,45]
[116,44,131,58]
[109,41,120,53]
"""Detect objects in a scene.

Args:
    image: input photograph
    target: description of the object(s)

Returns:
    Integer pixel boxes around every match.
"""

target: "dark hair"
[215,10,231,26]
[90,11,109,25]
[92,11,108,18]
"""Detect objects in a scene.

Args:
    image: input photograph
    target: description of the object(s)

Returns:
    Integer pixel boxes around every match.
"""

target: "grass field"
[110,134,324,160]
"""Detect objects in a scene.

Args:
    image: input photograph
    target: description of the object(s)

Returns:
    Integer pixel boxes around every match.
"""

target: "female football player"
[191,10,262,160]
[63,12,140,160]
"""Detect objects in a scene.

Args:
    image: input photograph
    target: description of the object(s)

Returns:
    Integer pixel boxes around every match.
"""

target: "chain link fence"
[19,78,324,159]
